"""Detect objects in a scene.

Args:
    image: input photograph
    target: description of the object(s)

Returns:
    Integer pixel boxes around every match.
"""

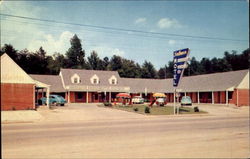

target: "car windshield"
[182,96,190,100]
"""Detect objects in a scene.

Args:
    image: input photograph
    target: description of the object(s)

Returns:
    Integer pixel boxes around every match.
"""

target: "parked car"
[181,96,192,106]
[132,96,144,104]
[39,94,66,106]
[156,98,165,106]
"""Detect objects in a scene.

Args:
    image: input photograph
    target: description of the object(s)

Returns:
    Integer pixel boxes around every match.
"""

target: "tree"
[87,51,104,70]
[141,61,157,78]
[119,59,142,78]
[165,61,174,78]
[200,58,212,74]
[0,44,18,62]
[184,57,203,76]
[47,52,67,74]
[109,55,123,71]
[66,34,85,68]
[158,65,167,79]
[103,57,109,70]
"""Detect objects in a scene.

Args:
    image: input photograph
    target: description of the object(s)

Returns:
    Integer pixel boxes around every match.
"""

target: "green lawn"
[100,104,207,115]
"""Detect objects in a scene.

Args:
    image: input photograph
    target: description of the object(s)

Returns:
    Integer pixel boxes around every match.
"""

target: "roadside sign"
[173,48,190,87]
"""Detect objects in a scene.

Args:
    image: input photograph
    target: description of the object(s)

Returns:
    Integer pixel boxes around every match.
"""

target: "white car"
[132,96,144,104]
[156,98,165,106]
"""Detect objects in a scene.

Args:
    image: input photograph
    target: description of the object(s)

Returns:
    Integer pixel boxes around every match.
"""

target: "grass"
[100,104,207,115]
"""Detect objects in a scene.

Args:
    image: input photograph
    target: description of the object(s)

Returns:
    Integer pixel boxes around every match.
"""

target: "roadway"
[2,109,249,158]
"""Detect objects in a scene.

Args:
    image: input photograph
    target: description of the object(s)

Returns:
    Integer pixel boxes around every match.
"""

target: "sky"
[0,0,249,69]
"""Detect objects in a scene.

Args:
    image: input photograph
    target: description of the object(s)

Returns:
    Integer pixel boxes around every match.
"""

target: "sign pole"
[174,88,176,115]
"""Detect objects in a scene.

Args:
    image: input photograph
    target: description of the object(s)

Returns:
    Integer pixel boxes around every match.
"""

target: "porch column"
[212,91,214,104]
[109,86,111,103]
[36,89,39,104]
[68,91,70,103]
[236,89,239,106]
[197,92,200,104]
[42,88,44,98]
[86,86,89,103]
[226,90,228,105]
[46,87,50,107]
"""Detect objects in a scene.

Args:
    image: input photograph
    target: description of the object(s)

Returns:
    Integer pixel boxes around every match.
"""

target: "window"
[77,93,83,99]
[228,92,233,99]
[90,74,99,84]
[71,74,80,84]
[95,94,98,100]
[109,75,117,85]
[74,78,78,83]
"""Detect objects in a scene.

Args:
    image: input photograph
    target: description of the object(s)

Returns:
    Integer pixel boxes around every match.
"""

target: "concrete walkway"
[1,110,43,123]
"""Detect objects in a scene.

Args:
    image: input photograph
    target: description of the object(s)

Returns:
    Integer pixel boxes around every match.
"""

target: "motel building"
[1,53,249,111]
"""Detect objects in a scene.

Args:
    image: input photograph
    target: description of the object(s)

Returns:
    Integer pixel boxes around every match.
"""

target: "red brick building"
[1,54,50,110]
[34,68,249,107]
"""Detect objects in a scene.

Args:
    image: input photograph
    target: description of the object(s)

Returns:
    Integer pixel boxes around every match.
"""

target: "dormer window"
[90,74,99,84]
[71,74,80,84]
[93,78,98,84]
[109,75,117,85]
[74,78,78,83]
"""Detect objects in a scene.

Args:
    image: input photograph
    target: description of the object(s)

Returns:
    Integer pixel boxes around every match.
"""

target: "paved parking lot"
[2,103,249,158]
[37,103,150,123]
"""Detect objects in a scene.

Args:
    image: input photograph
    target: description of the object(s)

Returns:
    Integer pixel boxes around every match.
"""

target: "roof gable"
[1,53,35,84]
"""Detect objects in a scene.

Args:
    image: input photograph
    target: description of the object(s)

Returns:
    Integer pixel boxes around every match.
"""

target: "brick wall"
[1,83,35,110]
[238,89,249,106]
[69,92,75,103]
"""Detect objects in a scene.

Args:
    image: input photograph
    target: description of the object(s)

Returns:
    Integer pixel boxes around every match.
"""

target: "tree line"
[1,34,249,79]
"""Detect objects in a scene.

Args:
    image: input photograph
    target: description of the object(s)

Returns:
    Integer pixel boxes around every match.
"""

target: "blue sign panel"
[173,48,189,87]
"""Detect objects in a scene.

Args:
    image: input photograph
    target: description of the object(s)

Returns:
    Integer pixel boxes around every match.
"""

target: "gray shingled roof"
[120,78,172,93]
[30,74,65,92]
[121,69,248,93]
[30,69,248,94]
[177,69,248,92]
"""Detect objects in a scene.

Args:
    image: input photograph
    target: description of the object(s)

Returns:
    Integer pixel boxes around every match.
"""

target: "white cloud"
[28,31,74,54]
[168,40,176,45]
[135,17,147,24]
[1,2,76,55]
[88,46,125,58]
[157,18,182,29]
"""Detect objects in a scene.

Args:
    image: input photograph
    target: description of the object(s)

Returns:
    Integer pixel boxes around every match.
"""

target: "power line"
[0,13,247,42]
[2,18,234,44]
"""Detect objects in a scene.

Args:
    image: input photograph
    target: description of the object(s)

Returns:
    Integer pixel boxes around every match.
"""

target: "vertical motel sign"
[173,48,190,87]
[173,48,190,115]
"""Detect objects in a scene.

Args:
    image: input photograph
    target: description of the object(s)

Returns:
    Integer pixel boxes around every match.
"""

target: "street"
[2,109,249,158]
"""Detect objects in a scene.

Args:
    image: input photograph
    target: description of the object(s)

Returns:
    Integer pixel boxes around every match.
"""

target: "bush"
[133,108,138,112]
[194,106,199,112]
[104,102,112,107]
[145,107,150,113]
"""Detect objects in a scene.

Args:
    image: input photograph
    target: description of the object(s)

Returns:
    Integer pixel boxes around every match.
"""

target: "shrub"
[133,108,138,112]
[145,107,150,114]
[194,106,199,112]
[104,102,112,107]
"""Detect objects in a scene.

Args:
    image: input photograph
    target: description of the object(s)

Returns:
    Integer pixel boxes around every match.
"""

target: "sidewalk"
[1,110,43,123]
